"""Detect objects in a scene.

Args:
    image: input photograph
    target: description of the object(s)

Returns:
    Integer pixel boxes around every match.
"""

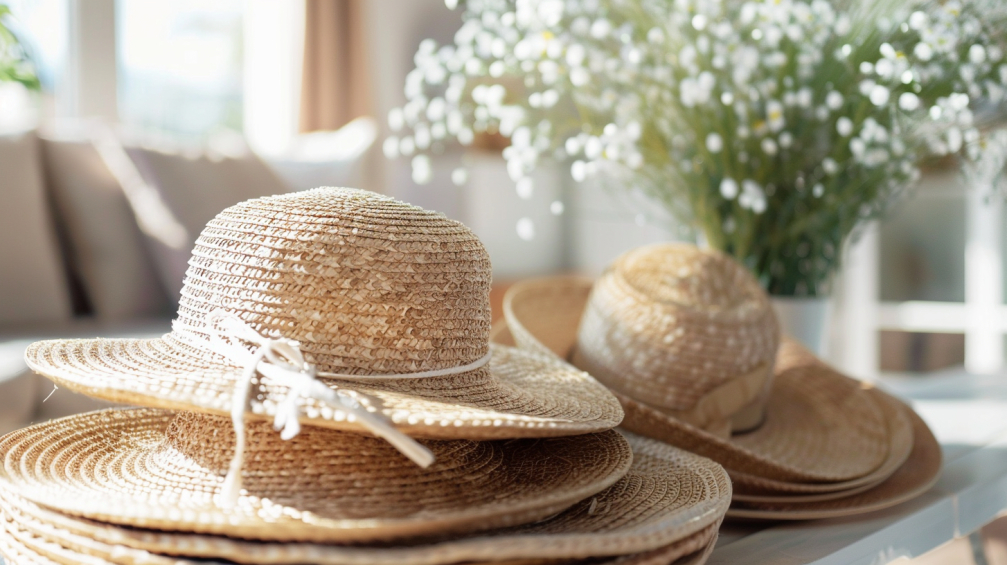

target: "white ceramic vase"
[771,296,832,357]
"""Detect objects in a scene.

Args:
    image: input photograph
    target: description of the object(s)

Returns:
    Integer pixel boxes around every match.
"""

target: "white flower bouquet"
[386,0,1007,295]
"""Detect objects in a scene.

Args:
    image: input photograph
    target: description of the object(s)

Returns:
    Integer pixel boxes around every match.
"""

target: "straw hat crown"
[175,187,492,375]
[575,244,779,412]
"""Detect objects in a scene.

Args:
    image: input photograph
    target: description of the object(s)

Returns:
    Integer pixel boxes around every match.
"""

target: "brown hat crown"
[574,244,779,430]
[174,187,492,375]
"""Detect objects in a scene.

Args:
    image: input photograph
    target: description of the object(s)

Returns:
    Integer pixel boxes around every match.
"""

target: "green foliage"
[0,4,40,90]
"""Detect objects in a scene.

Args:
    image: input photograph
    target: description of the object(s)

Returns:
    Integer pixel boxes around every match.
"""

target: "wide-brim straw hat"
[499,269,898,483]
[26,188,623,442]
[0,430,729,565]
[0,408,633,543]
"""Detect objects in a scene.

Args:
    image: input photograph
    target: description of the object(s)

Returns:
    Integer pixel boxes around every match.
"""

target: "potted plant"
[386,0,1007,347]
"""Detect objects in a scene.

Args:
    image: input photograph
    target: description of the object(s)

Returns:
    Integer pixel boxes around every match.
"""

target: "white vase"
[771,296,832,356]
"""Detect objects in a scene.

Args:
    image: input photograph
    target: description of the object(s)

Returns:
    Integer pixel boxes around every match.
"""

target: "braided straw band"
[174,309,492,507]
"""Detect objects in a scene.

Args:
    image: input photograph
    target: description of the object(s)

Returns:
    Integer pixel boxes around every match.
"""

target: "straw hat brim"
[25,339,624,440]
[0,431,729,564]
[0,509,720,565]
[730,389,914,502]
[725,403,941,519]
[498,277,896,483]
[0,409,633,543]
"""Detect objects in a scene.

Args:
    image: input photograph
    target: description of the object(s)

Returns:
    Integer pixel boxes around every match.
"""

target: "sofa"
[0,119,376,433]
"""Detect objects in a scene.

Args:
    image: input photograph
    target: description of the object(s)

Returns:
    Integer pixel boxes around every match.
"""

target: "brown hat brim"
[0,409,632,543]
[25,338,624,440]
[0,431,729,564]
[726,403,940,519]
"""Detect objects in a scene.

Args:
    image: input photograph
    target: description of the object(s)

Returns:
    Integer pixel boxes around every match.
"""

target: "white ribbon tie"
[185,309,491,507]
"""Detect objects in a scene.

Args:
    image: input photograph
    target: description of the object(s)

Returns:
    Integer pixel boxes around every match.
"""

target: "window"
[116,0,243,139]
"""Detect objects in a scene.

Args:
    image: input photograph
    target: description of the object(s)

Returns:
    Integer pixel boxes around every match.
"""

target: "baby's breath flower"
[389,0,1007,296]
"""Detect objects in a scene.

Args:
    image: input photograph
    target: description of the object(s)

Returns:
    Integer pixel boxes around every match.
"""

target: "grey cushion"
[0,132,72,325]
[40,133,172,320]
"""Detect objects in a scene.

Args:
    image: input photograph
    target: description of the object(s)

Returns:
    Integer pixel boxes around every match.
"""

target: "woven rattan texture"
[574,244,779,411]
[727,402,942,519]
[0,409,632,543]
[0,431,727,565]
[501,277,892,483]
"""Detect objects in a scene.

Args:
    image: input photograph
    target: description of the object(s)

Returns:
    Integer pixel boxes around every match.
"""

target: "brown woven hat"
[0,408,633,543]
[0,430,729,565]
[497,245,899,484]
[25,188,623,444]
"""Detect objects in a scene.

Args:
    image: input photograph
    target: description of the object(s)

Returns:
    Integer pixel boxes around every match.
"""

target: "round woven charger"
[500,277,893,483]
[26,188,624,441]
[730,388,914,502]
[0,509,719,565]
[0,409,632,543]
[726,402,941,519]
[0,431,729,565]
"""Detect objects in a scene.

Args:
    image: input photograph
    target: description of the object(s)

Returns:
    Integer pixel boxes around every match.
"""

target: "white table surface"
[1,368,1005,565]
[710,369,1007,565]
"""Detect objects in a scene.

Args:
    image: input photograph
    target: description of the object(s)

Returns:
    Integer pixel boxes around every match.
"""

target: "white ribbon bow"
[192,309,485,507]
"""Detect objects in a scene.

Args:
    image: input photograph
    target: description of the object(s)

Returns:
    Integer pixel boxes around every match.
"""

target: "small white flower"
[837,117,854,137]
[571,160,587,182]
[908,11,927,30]
[516,178,534,199]
[850,137,866,158]
[812,183,825,197]
[767,100,785,132]
[388,108,405,131]
[739,180,767,213]
[691,14,707,31]
[823,158,839,175]
[516,217,535,241]
[899,92,920,111]
[797,88,813,109]
[947,127,963,152]
[400,136,416,156]
[869,85,890,106]
[779,132,794,148]
[826,91,843,110]
[720,178,739,199]
[915,43,933,61]
[411,155,432,184]
[383,136,402,162]
[969,45,987,64]
[706,133,724,153]
[761,138,779,155]
[590,18,611,39]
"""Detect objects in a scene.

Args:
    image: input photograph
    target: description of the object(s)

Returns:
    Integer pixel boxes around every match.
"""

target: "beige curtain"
[300,0,372,132]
